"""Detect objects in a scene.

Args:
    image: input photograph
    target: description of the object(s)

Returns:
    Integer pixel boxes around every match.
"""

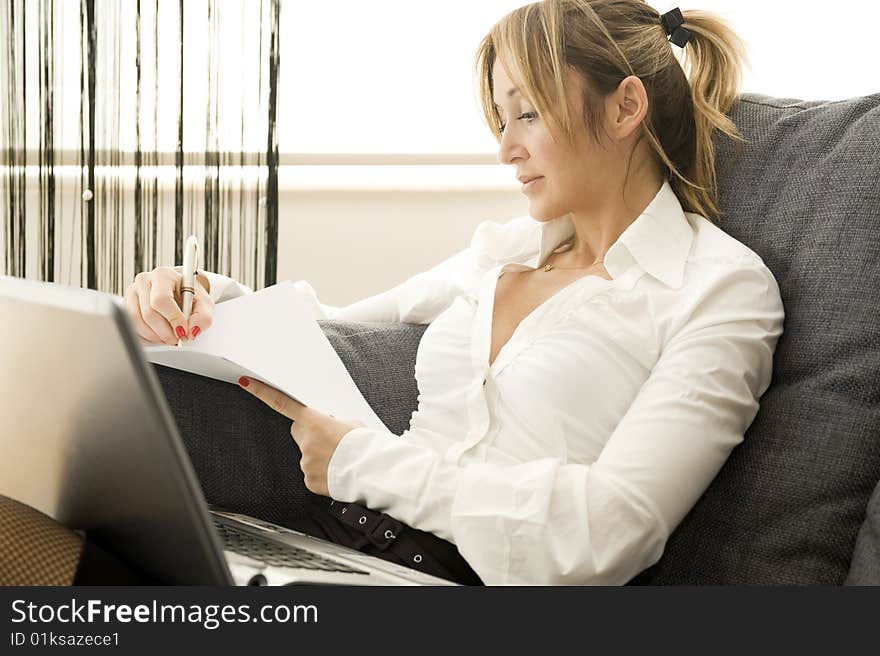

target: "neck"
[561,165,664,266]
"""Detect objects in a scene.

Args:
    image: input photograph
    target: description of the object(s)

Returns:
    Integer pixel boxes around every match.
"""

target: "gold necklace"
[542,243,604,272]
[543,259,603,272]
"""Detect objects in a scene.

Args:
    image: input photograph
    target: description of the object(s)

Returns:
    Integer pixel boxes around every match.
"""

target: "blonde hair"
[474,0,748,223]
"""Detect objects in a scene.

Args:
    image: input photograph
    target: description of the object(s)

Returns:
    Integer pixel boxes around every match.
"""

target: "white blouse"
[204,180,785,585]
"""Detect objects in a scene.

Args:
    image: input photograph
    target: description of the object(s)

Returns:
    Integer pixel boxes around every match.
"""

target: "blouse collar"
[531,179,694,289]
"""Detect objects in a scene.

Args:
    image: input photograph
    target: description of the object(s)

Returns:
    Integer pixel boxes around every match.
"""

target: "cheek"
[555,152,600,191]
[545,168,579,200]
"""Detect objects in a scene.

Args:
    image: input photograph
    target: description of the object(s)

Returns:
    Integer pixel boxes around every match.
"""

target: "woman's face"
[491,60,617,222]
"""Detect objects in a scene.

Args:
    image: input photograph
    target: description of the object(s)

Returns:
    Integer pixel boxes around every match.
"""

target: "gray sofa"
[159,91,880,585]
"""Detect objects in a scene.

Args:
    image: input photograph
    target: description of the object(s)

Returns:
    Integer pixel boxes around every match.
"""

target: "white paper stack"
[144,281,388,432]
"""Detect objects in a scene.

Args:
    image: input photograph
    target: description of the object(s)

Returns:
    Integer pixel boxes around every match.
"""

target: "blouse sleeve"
[194,229,491,323]
[293,244,483,324]
[326,259,785,584]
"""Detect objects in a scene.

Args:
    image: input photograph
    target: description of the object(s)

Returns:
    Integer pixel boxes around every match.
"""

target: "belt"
[325,499,443,574]
[327,499,404,550]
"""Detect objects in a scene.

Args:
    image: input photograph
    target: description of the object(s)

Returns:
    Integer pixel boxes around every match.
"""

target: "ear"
[605,75,648,141]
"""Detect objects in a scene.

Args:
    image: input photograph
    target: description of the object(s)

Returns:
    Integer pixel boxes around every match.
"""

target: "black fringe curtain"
[0,0,280,295]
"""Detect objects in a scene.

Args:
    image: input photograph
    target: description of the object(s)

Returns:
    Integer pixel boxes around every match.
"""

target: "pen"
[178,234,199,347]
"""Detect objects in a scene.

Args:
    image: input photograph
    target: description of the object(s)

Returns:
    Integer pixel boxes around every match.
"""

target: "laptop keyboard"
[214,519,368,574]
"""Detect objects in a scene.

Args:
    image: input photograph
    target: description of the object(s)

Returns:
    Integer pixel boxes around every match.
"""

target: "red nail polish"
[175,325,186,339]
[191,326,200,338]
[238,376,249,387]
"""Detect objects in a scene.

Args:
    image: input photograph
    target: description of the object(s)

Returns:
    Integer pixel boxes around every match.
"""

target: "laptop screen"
[0,276,231,585]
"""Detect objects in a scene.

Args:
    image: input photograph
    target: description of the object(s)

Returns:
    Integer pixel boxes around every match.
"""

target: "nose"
[497,125,527,166]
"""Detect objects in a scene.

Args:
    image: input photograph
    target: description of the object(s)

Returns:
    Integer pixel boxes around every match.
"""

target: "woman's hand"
[238,376,367,497]
[123,266,213,345]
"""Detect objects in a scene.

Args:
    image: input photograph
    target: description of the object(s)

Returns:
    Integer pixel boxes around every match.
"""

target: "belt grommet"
[358,516,367,525]
[413,554,423,564]
[384,529,396,540]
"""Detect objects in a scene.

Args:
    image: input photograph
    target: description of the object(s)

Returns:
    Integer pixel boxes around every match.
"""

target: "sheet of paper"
[144,281,389,432]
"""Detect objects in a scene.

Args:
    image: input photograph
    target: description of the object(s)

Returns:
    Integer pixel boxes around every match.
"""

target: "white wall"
[277,188,528,305]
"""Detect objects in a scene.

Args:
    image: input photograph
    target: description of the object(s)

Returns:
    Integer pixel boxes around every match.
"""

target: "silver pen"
[178,235,199,347]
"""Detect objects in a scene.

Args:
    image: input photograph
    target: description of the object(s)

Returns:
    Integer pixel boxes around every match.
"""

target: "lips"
[521,176,543,193]
[518,175,542,184]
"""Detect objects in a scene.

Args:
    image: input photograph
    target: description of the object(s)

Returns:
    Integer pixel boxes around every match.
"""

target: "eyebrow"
[492,87,520,109]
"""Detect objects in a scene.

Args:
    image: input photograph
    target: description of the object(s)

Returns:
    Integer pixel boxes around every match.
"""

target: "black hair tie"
[660,7,692,47]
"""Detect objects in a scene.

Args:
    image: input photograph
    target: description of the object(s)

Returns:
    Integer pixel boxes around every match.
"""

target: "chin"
[528,203,569,223]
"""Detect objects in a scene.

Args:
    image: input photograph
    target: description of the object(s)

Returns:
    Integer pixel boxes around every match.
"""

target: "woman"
[124,0,784,586]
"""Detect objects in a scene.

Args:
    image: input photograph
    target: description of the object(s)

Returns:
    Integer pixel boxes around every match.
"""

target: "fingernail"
[191,326,200,339]
[175,325,186,339]
[238,376,249,388]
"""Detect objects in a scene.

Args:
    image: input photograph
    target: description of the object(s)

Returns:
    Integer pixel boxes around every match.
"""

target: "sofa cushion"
[155,363,320,528]
[630,93,880,584]
[317,321,427,437]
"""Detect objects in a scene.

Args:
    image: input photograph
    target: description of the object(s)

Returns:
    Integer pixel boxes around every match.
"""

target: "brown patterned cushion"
[0,495,83,586]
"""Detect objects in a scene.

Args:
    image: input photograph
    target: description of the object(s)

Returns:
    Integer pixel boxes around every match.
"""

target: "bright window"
[4,1,878,157]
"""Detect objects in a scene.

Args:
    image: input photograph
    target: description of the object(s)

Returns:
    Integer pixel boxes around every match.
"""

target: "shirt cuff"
[199,270,253,303]
[289,280,340,320]
[325,426,460,542]
[326,426,375,503]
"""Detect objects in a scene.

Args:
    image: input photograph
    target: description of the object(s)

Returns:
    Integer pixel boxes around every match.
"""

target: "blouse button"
[482,378,487,386]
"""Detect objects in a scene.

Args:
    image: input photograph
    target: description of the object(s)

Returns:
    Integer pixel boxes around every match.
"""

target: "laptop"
[0,276,457,586]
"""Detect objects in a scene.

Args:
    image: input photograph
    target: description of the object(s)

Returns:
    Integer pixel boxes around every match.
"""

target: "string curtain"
[1,0,281,295]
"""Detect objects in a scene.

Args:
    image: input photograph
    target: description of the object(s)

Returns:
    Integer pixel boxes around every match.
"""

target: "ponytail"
[671,9,749,221]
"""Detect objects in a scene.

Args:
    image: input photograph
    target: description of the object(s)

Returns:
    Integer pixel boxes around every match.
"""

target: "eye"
[499,112,538,135]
